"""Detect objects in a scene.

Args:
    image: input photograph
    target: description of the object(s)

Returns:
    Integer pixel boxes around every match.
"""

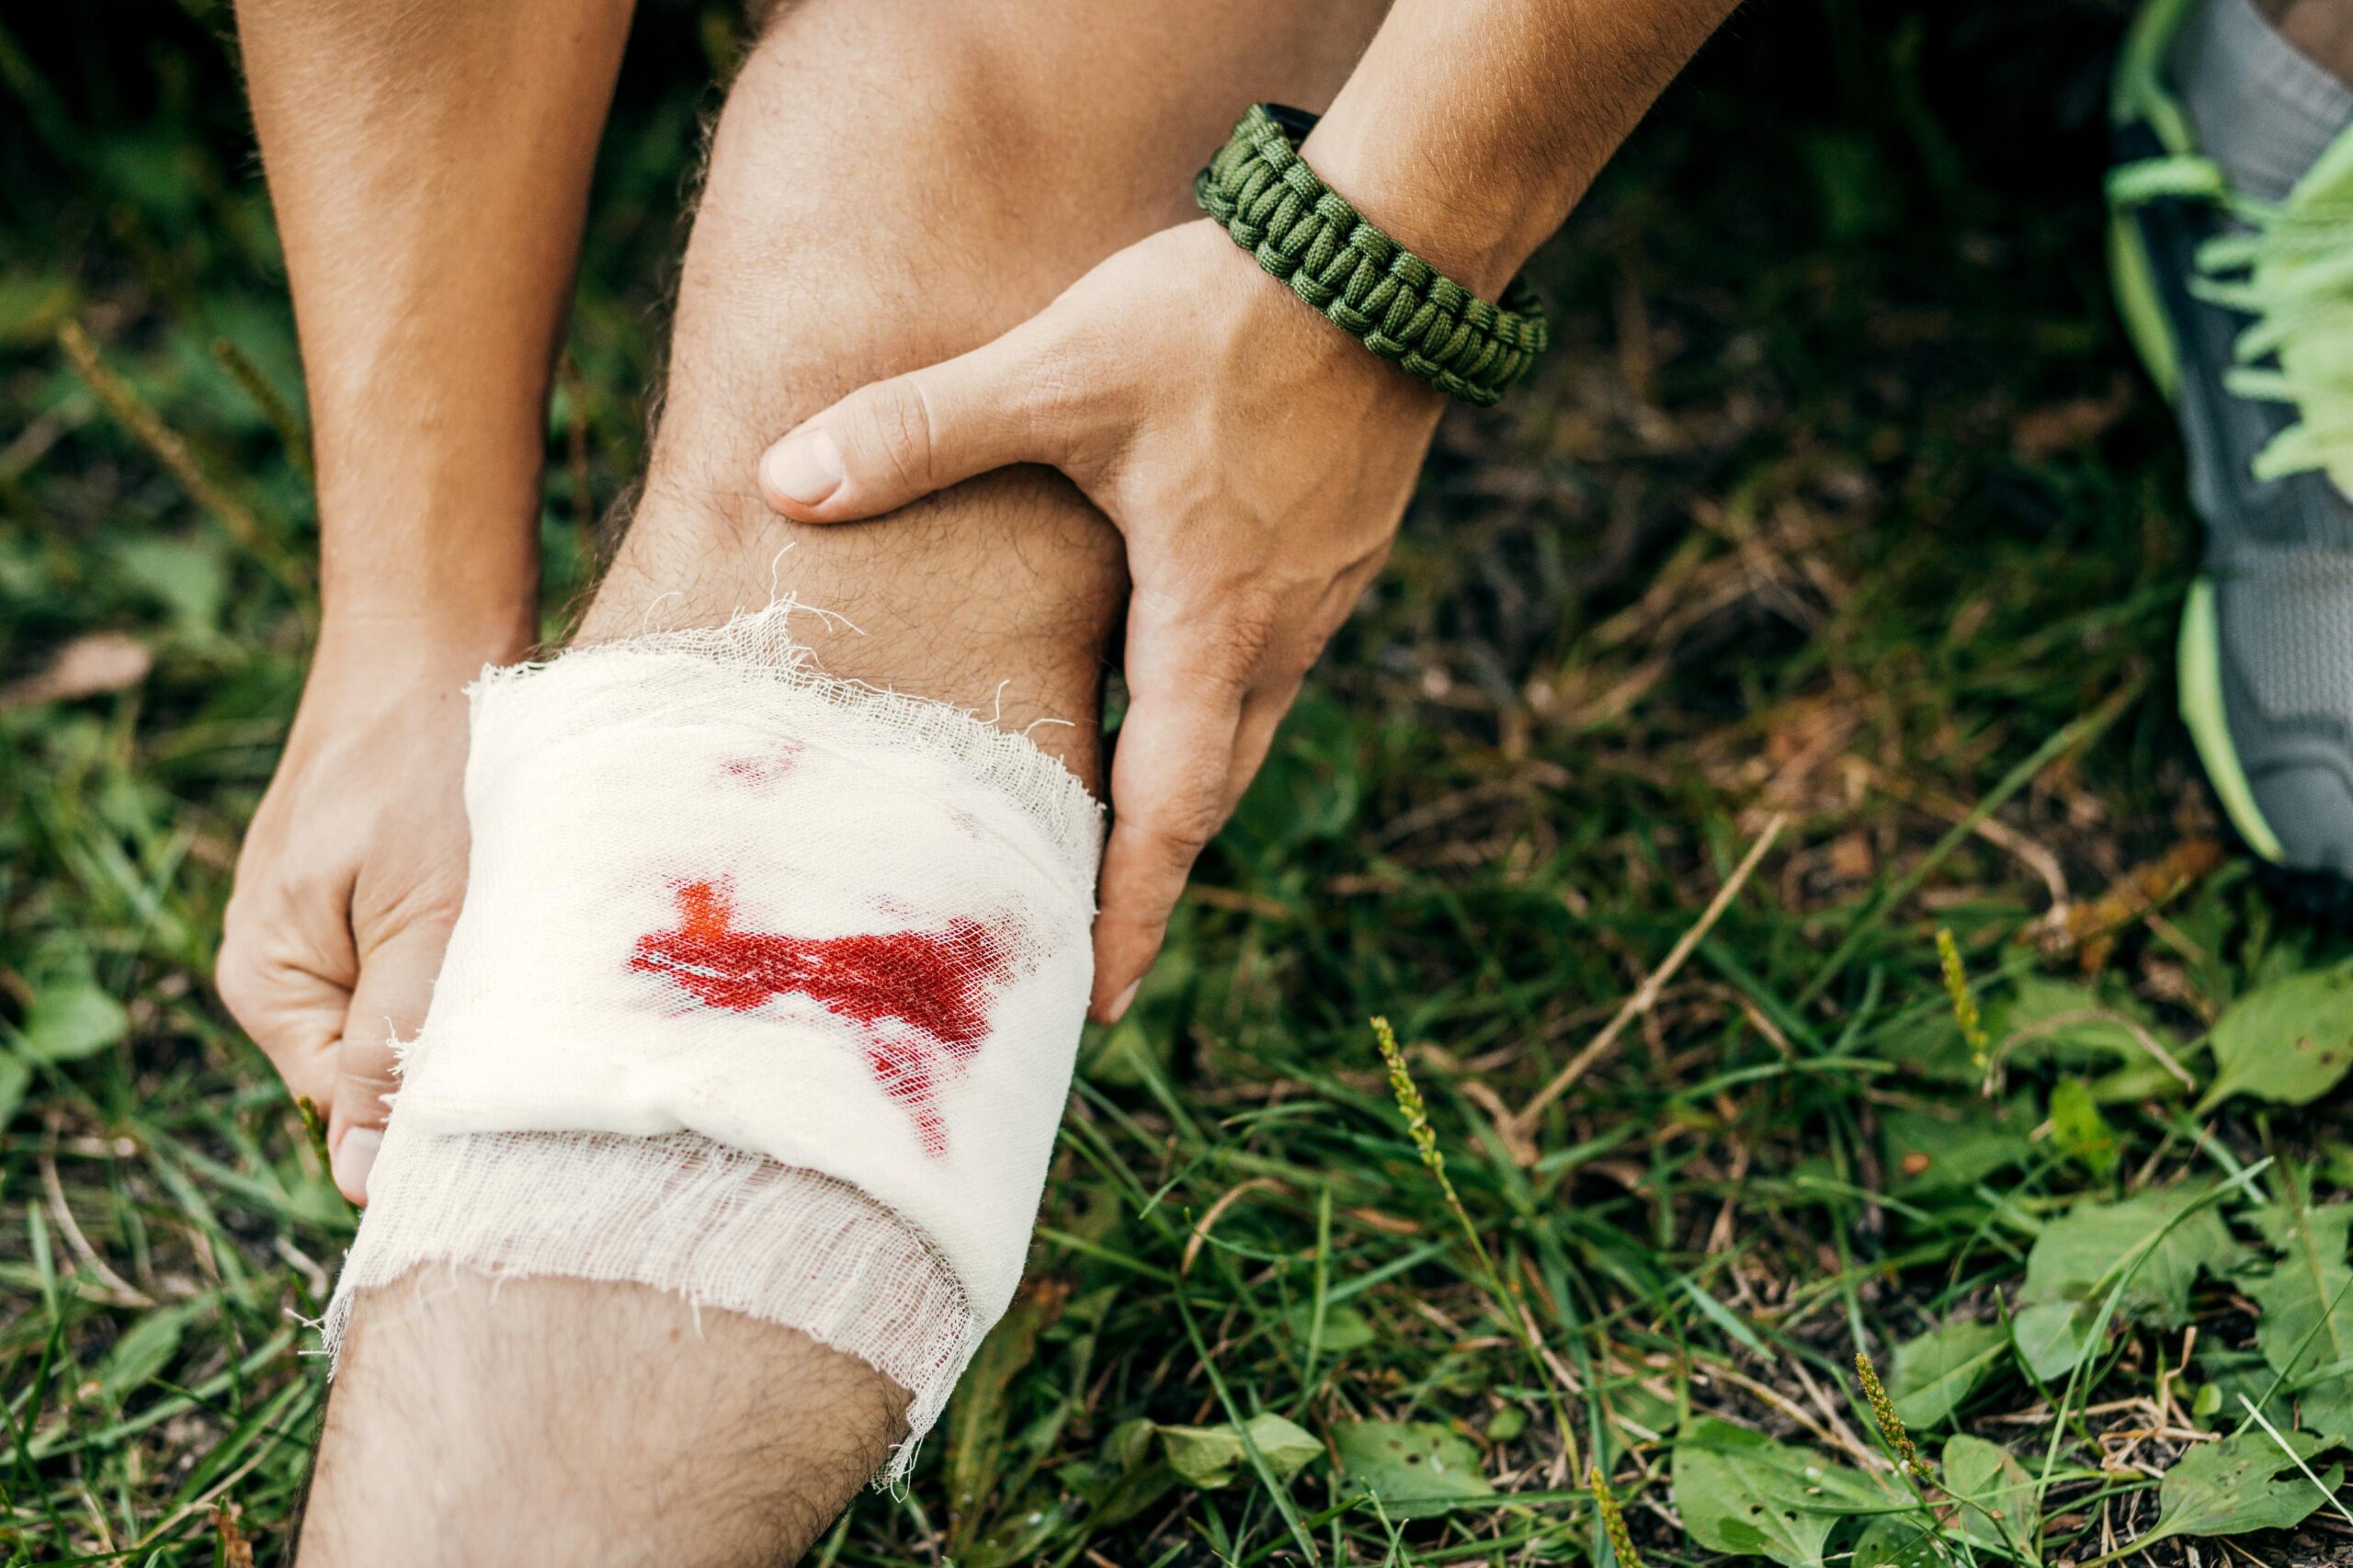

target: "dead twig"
[40,1151,152,1307]
[1500,812,1788,1164]
[1179,1176,1290,1276]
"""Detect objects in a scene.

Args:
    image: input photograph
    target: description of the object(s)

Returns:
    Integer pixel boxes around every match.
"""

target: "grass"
[7,0,2353,1562]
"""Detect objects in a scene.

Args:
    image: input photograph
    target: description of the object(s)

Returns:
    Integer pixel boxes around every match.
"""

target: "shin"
[301,1,1384,1562]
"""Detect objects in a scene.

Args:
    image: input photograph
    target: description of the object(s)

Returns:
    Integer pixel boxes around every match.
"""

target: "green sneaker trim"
[2105,0,2202,399]
[2178,576,2290,862]
[2108,207,2182,400]
[2111,0,2201,145]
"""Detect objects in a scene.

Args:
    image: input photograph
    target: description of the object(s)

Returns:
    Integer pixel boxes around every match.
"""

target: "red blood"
[628,881,1013,1153]
[720,744,801,785]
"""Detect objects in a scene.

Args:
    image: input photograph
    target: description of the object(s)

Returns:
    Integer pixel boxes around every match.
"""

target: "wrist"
[1208,221,1449,407]
[315,594,538,670]
[1297,112,1564,300]
[313,455,544,659]
[1197,109,1550,407]
[318,530,538,659]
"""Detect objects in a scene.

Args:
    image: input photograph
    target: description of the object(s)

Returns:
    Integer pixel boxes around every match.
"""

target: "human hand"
[754,220,1445,1022]
[217,615,527,1201]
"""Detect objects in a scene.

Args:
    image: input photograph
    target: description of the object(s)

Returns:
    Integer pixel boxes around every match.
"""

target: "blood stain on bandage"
[628,880,1012,1153]
[719,743,801,785]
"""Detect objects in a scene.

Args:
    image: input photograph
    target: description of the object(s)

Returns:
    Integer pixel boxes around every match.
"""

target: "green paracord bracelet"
[1195,103,1551,408]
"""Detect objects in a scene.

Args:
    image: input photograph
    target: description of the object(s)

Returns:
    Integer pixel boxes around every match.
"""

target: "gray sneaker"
[2109,0,2353,907]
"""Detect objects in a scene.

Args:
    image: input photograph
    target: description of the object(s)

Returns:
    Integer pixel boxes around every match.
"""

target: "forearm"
[235,0,633,643]
[1302,0,1740,295]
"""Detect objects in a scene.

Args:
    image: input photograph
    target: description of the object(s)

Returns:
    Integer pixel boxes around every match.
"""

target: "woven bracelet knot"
[1195,103,1550,407]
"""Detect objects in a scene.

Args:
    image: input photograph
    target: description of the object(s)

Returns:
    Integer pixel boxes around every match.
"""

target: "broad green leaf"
[1994,977,2139,1063]
[17,982,128,1063]
[2244,1200,2353,1443]
[2049,1079,2119,1177]
[1240,1413,1323,1481]
[1106,1416,1156,1471]
[1083,1412,1317,1529]
[1283,1301,1375,1355]
[2137,1429,2343,1545]
[1994,977,2193,1101]
[1883,1103,2031,1197]
[1849,1517,1943,1568]
[1160,1424,1242,1488]
[1891,1317,2009,1428]
[2087,1052,2200,1104]
[2199,961,2353,1111]
[1329,1420,1493,1520]
[1157,1413,1319,1490]
[2013,1187,2245,1378]
[1942,1435,2040,1564]
[1669,1418,1897,1568]
[2247,1197,2353,1259]
[2011,1301,2096,1384]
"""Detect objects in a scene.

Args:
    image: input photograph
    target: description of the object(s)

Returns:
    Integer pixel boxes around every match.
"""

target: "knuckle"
[1133,793,1224,861]
[1206,600,1282,677]
[334,1075,397,1128]
[212,948,324,1077]
[335,1050,400,1095]
[861,383,938,494]
[1135,614,1277,700]
[215,881,357,1058]
[1105,906,1173,959]
[211,940,267,1032]
[214,901,280,1022]
[364,874,464,945]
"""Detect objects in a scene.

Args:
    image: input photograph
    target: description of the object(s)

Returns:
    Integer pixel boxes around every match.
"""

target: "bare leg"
[582,0,1386,771]
[301,0,1384,1562]
[301,1277,903,1559]
[2255,0,2353,85]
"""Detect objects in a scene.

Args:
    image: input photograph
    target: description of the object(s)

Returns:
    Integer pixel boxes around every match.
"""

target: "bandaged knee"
[322,610,1101,1477]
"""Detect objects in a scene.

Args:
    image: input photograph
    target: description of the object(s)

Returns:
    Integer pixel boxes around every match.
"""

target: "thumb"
[326,915,451,1203]
[757,328,1058,522]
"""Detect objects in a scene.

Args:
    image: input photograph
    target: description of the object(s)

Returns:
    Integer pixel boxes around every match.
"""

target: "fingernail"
[762,429,844,507]
[331,1127,382,1202]
[1106,978,1142,1024]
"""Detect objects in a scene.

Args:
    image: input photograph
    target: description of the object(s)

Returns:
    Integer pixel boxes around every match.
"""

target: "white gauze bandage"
[323,610,1101,1473]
